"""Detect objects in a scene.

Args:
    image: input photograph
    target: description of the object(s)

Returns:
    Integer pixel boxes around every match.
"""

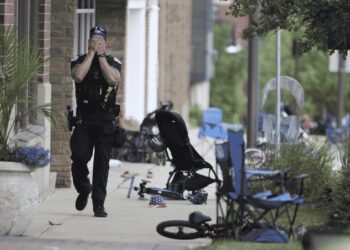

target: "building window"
[16,0,39,128]
[75,0,96,55]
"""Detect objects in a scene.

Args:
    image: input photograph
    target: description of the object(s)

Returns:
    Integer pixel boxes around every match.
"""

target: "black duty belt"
[77,104,119,118]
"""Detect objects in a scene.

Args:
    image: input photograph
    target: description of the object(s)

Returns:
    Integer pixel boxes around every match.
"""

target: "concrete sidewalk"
[0,236,192,250]
[15,161,216,250]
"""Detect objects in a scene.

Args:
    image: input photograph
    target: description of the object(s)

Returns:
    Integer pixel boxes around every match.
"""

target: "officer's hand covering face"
[88,27,107,54]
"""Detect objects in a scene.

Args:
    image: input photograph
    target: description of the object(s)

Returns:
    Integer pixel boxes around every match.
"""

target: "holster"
[67,105,78,132]
[113,126,126,148]
[115,103,120,117]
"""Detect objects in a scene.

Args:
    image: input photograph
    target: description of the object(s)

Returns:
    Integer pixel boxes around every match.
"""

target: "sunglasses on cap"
[89,26,107,40]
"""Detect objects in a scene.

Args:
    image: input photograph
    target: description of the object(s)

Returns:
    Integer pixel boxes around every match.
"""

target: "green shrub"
[189,105,202,127]
[330,137,350,229]
[269,142,334,203]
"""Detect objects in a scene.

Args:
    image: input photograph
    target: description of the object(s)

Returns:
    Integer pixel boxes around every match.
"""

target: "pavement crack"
[39,215,75,236]
[39,224,53,236]
[48,220,62,226]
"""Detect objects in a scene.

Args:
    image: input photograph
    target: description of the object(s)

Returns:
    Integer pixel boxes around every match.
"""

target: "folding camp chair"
[215,129,308,243]
[198,108,227,140]
[155,128,307,242]
[197,107,242,156]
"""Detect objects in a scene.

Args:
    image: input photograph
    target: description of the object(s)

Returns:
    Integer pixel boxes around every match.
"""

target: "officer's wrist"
[87,50,95,57]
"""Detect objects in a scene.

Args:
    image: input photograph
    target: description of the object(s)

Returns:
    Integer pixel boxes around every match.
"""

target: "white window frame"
[74,0,96,56]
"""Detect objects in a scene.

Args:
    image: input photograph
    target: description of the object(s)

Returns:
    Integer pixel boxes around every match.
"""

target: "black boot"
[93,200,108,217]
[75,193,89,211]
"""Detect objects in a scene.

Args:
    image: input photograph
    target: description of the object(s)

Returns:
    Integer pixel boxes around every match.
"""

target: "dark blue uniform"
[70,54,121,209]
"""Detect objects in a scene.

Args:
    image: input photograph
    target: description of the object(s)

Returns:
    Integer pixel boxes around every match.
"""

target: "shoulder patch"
[113,57,122,64]
[71,55,79,62]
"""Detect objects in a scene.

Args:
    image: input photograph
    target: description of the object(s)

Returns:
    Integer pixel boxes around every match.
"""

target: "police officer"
[70,26,121,217]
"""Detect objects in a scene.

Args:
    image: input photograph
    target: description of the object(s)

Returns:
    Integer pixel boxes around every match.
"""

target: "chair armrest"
[290,173,309,195]
[281,168,292,175]
[292,173,309,180]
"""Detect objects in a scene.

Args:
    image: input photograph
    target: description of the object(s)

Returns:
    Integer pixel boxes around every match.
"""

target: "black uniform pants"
[70,121,114,205]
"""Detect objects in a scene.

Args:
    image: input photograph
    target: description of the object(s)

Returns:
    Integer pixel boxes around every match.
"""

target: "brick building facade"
[50,0,75,187]
[214,1,249,49]
[1,0,194,188]
[0,0,14,27]
[158,0,192,118]
[50,0,128,187]
[0,0,52,121]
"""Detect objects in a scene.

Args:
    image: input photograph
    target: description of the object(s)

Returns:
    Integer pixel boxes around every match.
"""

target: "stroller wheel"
[157,152,166,166]
[150,153,158,165]
[186,191,208,205]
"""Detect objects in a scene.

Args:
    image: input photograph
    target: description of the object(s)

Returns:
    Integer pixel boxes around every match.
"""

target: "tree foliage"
[227,0,350,57]
[210,22,349,122]
[210,23,247,123]
[259,31,349,119]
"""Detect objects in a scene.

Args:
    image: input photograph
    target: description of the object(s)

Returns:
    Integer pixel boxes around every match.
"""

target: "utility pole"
[275,28,281,152]
[247,8,260,148]
[337,55,345,128]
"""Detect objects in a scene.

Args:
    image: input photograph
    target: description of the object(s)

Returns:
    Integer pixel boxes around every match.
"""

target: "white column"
[125,0,146,123]
[36,82,51,195]
[146,0,159,113]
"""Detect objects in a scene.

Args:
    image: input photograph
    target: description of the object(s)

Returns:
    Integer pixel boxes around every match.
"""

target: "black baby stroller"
[134,110,220,204]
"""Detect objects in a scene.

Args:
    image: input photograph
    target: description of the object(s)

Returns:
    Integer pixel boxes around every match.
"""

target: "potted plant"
[227,0,350,57]
[0,27,54,235]
[0,146,52,235]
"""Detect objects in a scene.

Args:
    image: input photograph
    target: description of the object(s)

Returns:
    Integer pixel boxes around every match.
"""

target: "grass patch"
[207,205,329,250]
[210,240,301,250]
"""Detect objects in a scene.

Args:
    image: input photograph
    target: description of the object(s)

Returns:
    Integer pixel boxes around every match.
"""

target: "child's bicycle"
[132,179,209,204]
[133,179,184,200]
[156,211,229,240]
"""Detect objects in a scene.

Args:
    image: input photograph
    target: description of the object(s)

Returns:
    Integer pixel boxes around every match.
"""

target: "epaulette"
[113,57,122,64]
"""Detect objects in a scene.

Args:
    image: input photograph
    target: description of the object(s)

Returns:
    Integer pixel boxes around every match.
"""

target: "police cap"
[89,26,107,40]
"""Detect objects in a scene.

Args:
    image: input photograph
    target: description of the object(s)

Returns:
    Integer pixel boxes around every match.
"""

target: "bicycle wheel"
[157,220,204,240]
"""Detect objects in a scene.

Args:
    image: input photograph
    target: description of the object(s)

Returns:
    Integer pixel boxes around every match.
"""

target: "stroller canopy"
[155,110,211,172]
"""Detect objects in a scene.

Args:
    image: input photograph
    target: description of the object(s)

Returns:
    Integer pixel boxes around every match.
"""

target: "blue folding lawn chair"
[197,107,242,156]
[155,129,307,243]
[215,129,308,243]
[198,107,227,140]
